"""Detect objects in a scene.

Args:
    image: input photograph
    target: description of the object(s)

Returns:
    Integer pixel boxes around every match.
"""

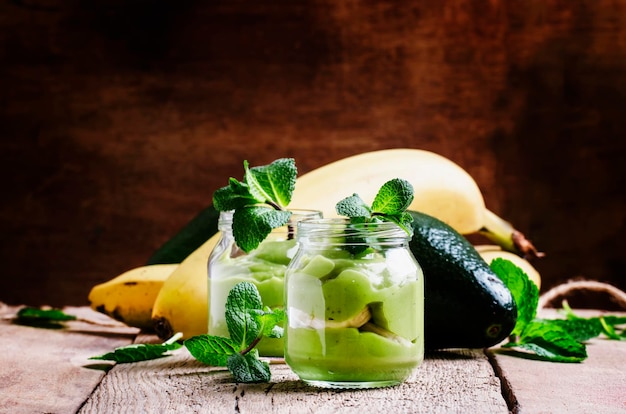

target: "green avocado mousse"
[284,178,424,389]
[208,209,321,357]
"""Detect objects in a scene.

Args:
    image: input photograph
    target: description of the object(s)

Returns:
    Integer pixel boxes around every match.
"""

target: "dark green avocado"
[146,205,220,265]
[409,210,517,350]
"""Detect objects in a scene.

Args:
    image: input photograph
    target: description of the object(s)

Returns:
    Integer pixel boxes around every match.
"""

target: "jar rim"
[217,208,323,226]
[297,218,411,246]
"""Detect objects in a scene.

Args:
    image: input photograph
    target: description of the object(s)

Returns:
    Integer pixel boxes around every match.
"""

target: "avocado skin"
[146,205,220,265]
[409,211,517,350]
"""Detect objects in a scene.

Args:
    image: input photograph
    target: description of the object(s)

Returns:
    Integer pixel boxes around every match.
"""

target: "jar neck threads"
[297,219,410,249]
[217,209,323,236]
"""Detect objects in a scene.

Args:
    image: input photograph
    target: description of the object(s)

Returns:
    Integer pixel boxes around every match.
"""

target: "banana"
[149,148,542,339]
[151,235,219,340]
[88,264,178,330]
[475,245,542,289]
[290,148,541,258]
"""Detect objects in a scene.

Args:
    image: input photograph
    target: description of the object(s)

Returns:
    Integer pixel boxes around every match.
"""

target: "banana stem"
[478,209,544,260]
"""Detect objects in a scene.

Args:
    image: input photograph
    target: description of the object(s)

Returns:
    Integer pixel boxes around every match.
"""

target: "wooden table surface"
[1,303,624,414]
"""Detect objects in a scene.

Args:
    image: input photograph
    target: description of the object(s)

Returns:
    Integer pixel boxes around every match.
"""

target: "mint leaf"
[381,211,414,235]
[490,258,538,336]
[90,334,183,364]
[227,351,271,383]
[505,321,587,363]
[371,178,414,215]
[13,307,78,329]
[213,178,257,211]
[335,178,414,237]
[185,283,284,383]
[232,206,292,253]
[534,317,604,342]
[184,335,239,366]
[244,158,296,208]
[558,301,626,341]
[225,281,264,349]
[213,158,298,253]
[258,307,286,339]
[335,194,371,218]
[599,317,624,340]
[17,307,77,322]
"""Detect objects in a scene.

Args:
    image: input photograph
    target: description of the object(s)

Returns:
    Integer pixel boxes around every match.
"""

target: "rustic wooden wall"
[1,0,625,308]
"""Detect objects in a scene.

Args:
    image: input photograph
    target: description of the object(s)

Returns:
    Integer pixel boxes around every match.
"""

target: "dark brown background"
[1,0,624,308]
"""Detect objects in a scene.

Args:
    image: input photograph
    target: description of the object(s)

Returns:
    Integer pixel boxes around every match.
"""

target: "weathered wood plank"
[79,345,508,414]
[0,303,139,414]
[489,309,626,414]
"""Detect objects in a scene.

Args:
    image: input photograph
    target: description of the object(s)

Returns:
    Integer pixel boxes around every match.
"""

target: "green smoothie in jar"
[285,218,424,388]
[208,209,321,357]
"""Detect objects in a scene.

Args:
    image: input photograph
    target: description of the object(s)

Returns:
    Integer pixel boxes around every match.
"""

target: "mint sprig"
[490,259,538,337]
[336,178,415,236]
[85,283,284,383]
[490,258,626,363]
[89,333,183,363]
[185,282,285,383]
[213,158,297,253]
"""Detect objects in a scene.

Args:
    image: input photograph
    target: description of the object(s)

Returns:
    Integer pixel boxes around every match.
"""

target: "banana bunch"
[291,148,542,257]
[88,264,178,330]
[89,148,541,339]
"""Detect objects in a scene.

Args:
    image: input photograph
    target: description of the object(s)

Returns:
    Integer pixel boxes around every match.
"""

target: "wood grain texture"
[0,0,625,307]
[0,304,138,414]
[492,338,626,414]
[489,309,626,414]
[79,347,508,414]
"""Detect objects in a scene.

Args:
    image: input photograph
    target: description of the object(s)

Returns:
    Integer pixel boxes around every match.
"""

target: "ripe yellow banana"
[88,264,178,330]
[151,235,218,340]
[149,148,542,340]
[290,148,541,258]
[475,245,541,289]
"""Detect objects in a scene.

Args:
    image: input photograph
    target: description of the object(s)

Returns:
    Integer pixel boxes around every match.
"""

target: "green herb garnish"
[335,178,415,236]
[213,158,297,253]
[89,333,183,363]
[13,307,78,329]
[491,258,626,363]
[490,259,539,337]
[16,307,78,322]
[86,282,283,383]
[185,282,285,383]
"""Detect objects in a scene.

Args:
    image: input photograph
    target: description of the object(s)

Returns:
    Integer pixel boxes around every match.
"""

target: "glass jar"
[284,218,424,388]
[207,209,322,357]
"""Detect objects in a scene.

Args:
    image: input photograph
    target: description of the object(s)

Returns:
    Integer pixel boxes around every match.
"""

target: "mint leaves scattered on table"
[213,158,297,253]
[89,333,183,363]
[87,282,283,383]
[12,307,78,329]
[185,282,285,383]
[491,258,626,362]
[17,307,77,322]
[13,306,120,329]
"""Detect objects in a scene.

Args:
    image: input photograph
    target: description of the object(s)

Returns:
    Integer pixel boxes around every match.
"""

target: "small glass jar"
[207,209,322,357]
[284,218,424,389]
